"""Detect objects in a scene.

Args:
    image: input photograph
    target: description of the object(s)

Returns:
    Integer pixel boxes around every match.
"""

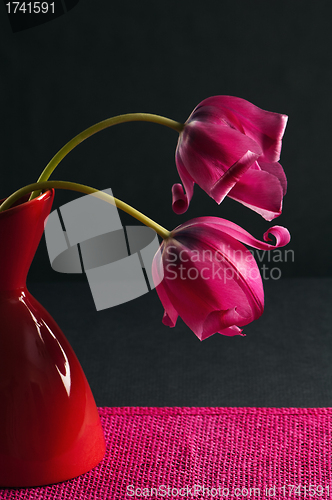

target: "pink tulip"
[172,96,288,221]
[152,217,290,340]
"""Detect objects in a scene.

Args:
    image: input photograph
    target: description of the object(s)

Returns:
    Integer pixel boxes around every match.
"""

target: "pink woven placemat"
[1,407,332,499]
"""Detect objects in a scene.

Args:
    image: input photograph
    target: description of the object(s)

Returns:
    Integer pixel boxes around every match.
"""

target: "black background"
[1,0,331,278]
[1,1,332,406]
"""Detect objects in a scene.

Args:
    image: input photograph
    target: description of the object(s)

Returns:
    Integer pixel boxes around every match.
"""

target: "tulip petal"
[201,307,247,340]
[162,309,178,327]
[172,150,195,214]
[258,161,287,196]
[263,226,291,248]
[171,184,190,215]
[158,233,264,340]
[176,216,290,251]
[219,325,245,337]
[157,272,211,339]
[210,150,260,203]
[181,120,262,171]
[155,282,179,328]
[174,226,265,320]
[152,246,179,327]
[175,122,261,210]
[195,96,288,162]
[228,169,284,220]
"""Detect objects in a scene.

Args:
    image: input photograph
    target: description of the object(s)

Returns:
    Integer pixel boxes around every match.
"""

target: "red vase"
[0,190,105,487]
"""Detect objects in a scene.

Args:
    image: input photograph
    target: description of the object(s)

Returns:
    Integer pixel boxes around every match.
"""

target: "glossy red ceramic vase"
[0,190,105,487]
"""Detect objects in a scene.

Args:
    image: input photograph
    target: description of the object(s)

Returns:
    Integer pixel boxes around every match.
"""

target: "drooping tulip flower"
[172,96,288,221]
[152,217,290,340]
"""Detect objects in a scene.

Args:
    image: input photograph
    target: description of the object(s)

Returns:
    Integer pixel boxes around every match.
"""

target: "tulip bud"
[152,217,290,340]
[172,96,288,221]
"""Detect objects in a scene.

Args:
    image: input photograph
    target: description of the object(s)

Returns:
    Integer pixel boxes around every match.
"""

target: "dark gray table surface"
[29,277,332,408]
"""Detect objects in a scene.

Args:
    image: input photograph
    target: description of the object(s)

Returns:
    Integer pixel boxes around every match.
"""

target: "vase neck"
[0,191,54,291]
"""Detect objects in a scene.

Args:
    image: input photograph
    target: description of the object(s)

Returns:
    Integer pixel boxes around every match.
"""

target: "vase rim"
[0,189,54,220]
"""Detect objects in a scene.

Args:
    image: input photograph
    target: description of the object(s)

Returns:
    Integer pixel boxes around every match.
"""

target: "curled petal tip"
[263,225,291,247]
[171,183,189,214]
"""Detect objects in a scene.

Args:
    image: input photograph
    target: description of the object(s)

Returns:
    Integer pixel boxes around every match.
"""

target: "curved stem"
[0,181,171,240]
[29,113,184,200]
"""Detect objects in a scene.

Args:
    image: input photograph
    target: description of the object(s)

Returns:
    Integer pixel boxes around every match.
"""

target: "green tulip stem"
[29,113,184,201]
[0,181,171,240]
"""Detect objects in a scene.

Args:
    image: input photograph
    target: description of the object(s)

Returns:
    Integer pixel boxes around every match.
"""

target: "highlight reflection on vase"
[0,190,105,487]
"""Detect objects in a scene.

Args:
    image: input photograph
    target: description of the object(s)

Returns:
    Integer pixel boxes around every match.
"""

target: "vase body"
[0,190,105,487]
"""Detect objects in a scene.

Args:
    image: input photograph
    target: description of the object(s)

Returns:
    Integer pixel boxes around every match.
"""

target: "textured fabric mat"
[1,407,332,499]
